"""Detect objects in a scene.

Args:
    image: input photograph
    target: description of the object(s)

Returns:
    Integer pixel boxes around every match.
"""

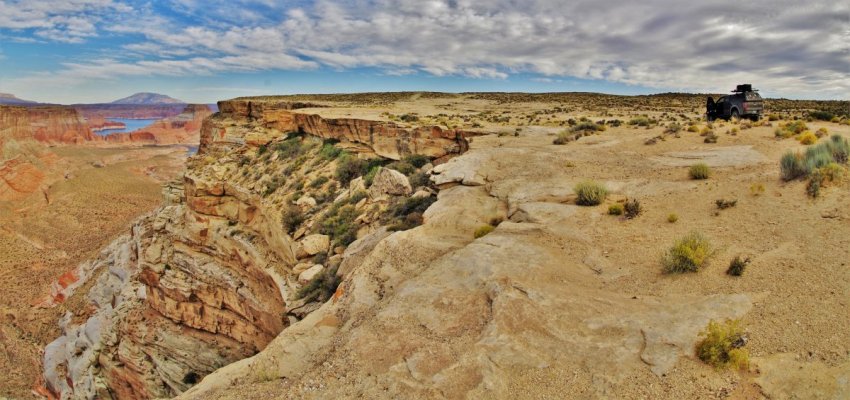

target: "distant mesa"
[111,92,185,105]
[0,93,38,105]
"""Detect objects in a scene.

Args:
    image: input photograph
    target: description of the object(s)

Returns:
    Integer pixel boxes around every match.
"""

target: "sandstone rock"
[296,196,317,209]
[300,234,330,256]
[200,100,469,160]
[412,190,432,198]
[350,176,366,193]
[368,168,412,200]
[292,263,312,274]
[298,264,324,283]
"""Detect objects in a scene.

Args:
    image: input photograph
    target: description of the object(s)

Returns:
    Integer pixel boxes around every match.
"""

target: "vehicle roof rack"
[732,84,756,92]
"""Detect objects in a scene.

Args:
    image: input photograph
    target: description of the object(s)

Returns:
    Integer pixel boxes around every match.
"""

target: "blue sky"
[1,0,848,104]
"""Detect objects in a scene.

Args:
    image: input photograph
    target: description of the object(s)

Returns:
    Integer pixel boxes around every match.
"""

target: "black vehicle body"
[706,84,764,121]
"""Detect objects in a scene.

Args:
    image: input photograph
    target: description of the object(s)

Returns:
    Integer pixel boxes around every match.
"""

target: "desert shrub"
[664,122,682,134]
[815,127,829,138]
[403,154,431,168]
[408,171,430,188]
[696,320,749,370]
[274,138,305,159]
[704,132,718,143]
[281,205,304,234]
[689,163,711,180]
[319,143,342,160]
[257,144,268,155]
[628,116,654,127]
[574,180,608,206]
[749,183,765,196]
[826,134,849,163]
[389,195,437,218]
[553,131,580,145]
[399,113,419,122]
[309,176,329,188]
[624,198,641,219]
[809,110,834,121]
[715,199,737,209]
[739,120,752,130]
[687,125,700,133]
[571,121,606,133]
[767,114,780,121]
[820,162,846,182]
[608,203,624,216]
[775,121,808,138]
[347,190,368,205]
[386,160,417,175]
[296,264,341,303]
[385,196,437,231]
[780,151,808,181]
[319,204,361,246]
[727,256,750,276]
[662,232,713,273]
[363,165,380,187]
[807,170,824,198]
[700,127,713,136]
[667,213,678,223]
[797,131,818,145]
[805,144,835,172]
[335,153,367,185]
[474,224,495,238]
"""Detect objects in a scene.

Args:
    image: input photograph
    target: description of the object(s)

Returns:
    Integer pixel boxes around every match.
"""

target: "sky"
[0,0,848,104]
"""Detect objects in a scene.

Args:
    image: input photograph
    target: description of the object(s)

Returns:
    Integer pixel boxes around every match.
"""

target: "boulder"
[295,196,317,209]
[368,168,412,200]
[300,234,330,256]
[412,190,431,199]
[298,264,324,283]
[292,263,312,274]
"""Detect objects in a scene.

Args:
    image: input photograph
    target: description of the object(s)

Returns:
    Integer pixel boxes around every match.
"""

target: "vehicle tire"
[731,109,739,120]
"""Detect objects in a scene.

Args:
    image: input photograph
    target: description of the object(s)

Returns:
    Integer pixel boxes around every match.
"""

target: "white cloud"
[3,0,849,98]
[0,0,129,42]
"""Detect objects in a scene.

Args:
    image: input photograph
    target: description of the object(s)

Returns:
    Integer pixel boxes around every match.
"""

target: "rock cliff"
[43,100,464,399]
[0,105,96,144]
[201,100,469,160]
[103,104,213,145]
[0,106,61,200]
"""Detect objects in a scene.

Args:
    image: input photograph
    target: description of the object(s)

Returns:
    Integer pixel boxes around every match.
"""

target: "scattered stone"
[300,234,330,256]
[296,196,317,209]
[412,190,432,199]
[368,168,412,200]
[298,264,324,283]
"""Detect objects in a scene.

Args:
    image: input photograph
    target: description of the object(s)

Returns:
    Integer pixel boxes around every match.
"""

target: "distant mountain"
[111,93,184,105]
[0,93,38,105]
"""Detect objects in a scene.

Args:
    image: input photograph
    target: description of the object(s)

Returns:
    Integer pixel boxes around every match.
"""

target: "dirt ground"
[0,145,190,398]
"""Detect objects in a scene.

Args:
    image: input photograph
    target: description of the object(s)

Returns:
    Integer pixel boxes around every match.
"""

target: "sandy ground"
[0,145,189,398]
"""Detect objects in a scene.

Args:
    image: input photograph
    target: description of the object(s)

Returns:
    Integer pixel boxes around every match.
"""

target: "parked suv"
[707,84,764,121]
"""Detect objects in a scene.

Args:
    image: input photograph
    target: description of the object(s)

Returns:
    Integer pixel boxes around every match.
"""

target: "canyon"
[0,98,213,398]
[32,93,850,400]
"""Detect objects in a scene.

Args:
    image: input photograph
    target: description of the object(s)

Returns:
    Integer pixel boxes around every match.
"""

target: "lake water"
[95,118,160,136]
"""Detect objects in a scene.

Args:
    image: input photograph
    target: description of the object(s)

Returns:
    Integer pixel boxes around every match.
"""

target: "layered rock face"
[202,100,469,160]
[103,104,213,145]
[0,106,61,200]
[0,105,95,144]
[43,101,460,399]
[43,176,289,399]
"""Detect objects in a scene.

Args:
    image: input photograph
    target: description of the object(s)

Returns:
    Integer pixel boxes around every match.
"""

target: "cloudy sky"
[0,0,847,103]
